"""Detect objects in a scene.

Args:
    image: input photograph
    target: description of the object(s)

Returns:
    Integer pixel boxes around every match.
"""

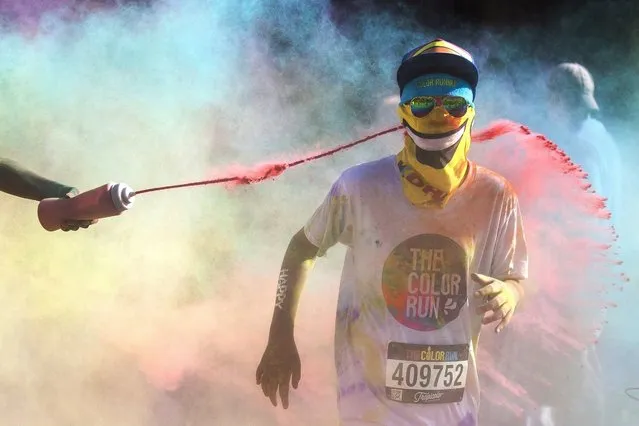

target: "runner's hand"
[256,333,301,409]
[472,273,521,333]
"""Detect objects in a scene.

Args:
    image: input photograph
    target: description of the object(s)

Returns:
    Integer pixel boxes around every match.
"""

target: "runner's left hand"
[472,273,522,333]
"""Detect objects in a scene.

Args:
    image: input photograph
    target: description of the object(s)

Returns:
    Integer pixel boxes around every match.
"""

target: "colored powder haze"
[0,1,637,425]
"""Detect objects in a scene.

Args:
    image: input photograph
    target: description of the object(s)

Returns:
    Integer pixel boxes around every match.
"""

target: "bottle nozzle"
[109,183,136,212]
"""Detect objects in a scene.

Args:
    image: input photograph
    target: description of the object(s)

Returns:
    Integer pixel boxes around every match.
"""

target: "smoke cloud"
[0,1,636,425]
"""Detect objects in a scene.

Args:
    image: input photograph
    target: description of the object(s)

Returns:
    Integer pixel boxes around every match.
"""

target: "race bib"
[385,342,469,404]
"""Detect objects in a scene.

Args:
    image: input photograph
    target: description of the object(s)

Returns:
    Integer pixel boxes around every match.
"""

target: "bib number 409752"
[385,342,469,405]
[391,362,464,388]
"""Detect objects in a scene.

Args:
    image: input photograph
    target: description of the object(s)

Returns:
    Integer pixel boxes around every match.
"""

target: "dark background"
[329,0,638,135]
[2,0,635,134]
[330,0,635,64]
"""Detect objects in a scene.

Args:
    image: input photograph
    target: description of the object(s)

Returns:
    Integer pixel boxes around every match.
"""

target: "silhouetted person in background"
[547,64,638,426]
[546,63,622,218]
[522,62,621,426]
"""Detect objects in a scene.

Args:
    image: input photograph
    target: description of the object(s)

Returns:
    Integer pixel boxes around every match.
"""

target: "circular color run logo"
[382,234,467,331]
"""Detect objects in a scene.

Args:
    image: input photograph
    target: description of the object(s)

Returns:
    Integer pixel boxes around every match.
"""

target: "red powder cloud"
[103,121,627,424]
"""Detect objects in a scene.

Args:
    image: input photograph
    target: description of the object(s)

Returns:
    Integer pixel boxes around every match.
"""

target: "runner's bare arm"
[268,227,320,337]
[0,158,77,200]
[255,228,319,408]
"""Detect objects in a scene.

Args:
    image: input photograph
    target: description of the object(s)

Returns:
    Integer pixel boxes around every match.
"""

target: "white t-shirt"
[304,155,528,426]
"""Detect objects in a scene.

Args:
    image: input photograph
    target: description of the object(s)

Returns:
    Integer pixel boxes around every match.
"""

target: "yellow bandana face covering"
[396,104,475,209]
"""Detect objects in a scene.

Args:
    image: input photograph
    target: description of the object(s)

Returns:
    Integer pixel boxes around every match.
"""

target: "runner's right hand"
[256,332,301,409]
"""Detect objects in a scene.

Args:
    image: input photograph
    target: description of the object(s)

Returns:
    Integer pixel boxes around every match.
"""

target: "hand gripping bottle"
[37,182,135,231]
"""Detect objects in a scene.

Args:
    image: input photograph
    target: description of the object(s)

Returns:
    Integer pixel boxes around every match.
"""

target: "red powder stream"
[133,125,404,195]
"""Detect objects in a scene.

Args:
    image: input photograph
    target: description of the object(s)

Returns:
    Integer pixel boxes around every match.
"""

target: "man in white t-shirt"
[256,39,528,426]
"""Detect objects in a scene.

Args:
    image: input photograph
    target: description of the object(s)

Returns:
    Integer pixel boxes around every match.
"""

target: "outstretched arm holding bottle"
[0,157,96,231]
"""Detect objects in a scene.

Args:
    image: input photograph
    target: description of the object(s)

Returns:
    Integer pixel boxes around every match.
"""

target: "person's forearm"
[268,229,319,339]
[0,158,76,201]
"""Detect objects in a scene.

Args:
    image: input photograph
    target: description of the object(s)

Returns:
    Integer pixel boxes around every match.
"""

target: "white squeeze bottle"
[37,182,135,231]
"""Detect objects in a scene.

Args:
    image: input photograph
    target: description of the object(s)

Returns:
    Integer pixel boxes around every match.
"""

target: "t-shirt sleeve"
[491,186,528,281]
[303,176,353,257]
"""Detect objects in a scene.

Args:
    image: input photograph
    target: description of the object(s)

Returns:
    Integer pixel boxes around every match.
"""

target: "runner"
[256,38,528,426]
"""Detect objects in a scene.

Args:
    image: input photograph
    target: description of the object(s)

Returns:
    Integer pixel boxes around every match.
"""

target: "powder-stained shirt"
[304,154,528,426]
